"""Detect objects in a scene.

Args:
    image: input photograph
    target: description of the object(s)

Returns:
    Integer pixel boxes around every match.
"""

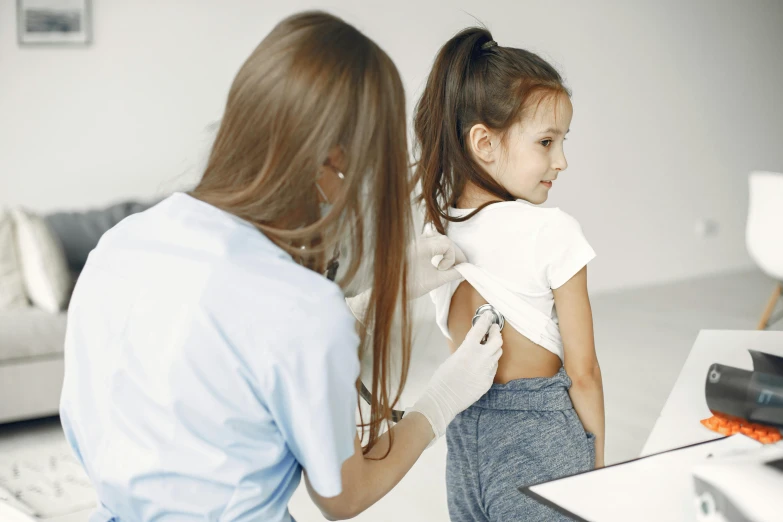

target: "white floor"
[1,268,781,521]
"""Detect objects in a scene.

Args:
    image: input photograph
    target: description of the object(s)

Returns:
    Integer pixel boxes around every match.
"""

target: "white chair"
[746,171,783,329]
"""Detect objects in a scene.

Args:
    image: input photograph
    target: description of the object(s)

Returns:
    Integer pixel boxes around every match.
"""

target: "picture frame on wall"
[17,0,92,46]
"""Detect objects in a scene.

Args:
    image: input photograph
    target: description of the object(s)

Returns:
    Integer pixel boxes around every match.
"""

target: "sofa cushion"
[11,208,73,314]
[45,200,155,274]
[0,308,67,363]
[0,210,29,309]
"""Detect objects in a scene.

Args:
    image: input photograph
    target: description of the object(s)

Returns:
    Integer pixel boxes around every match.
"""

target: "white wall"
[1,0,782,294]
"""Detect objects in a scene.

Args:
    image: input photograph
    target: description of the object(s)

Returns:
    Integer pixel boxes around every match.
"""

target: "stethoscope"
[325,253,505,423]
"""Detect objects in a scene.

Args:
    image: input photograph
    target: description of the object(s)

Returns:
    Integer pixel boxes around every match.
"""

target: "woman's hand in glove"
[407,312,503,445]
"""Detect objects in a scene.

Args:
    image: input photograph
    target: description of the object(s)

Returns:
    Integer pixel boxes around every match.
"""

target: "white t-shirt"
[429,200,595,361]
[60,193,360,522]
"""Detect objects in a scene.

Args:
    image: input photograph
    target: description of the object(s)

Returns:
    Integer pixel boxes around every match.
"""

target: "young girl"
[415,28,605,520]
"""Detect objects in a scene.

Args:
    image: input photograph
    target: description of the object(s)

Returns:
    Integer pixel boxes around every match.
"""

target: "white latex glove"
[407,312,503,445]
[409,229,467,299]
[345,229,467,322]
[345,289,371,325]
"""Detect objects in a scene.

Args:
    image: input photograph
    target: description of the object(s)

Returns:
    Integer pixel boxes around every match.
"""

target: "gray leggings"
[446,368,595,521]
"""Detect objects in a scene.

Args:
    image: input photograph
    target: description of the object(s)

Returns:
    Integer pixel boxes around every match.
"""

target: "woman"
[59,11,502,522]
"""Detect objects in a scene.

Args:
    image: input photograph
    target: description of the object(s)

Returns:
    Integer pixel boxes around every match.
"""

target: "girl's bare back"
[447,281,562,384]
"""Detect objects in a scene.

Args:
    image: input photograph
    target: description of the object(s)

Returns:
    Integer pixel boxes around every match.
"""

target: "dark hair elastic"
[480,40,497,50]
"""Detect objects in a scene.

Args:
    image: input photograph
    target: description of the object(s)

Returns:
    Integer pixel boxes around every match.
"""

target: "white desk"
[641,330,783,456]
[521,330,783,521]
[524,435,764,522]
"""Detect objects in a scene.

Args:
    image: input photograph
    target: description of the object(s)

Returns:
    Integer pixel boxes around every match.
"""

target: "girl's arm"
[553,265,605,468]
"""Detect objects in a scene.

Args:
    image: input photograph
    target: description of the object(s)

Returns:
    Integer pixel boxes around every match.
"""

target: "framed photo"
[17,0,92,46]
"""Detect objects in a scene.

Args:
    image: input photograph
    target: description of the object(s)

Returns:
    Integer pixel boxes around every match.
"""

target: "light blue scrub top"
[59,193,360,521]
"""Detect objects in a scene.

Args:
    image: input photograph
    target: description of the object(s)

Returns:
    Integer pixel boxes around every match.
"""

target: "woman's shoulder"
[217,253,351,324]
[203,260,358,361]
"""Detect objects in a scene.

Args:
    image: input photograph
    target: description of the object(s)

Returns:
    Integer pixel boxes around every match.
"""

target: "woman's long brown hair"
[414,27,571,233]
[191,11,412,455]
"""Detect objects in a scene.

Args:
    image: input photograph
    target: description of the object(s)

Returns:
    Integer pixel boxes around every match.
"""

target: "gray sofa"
[0,201,154,424]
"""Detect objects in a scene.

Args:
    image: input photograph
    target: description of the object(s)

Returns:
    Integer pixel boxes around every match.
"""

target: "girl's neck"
[456,181,506,209]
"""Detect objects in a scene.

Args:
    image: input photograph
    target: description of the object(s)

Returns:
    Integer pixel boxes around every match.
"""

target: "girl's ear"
[468,123,497,165]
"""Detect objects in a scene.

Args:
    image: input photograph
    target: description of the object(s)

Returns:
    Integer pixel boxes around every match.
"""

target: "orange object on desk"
[700,413,782,444]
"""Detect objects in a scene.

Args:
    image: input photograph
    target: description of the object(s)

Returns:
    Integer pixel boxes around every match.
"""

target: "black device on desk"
[705,350,783,428]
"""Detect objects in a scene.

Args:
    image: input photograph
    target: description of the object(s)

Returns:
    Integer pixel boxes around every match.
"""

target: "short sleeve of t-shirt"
[536,209,596,289]
[261,287,360,498]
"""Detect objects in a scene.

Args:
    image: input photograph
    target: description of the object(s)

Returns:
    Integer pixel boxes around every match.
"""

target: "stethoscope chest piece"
[472,304,505,339]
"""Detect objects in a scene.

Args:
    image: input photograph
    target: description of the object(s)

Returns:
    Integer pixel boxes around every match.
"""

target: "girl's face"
[474,93,573,206]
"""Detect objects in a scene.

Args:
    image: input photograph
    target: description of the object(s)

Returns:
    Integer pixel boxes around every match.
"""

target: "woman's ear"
[324,145,346,172]
[317,145,347,202]
[468,124,497,165]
